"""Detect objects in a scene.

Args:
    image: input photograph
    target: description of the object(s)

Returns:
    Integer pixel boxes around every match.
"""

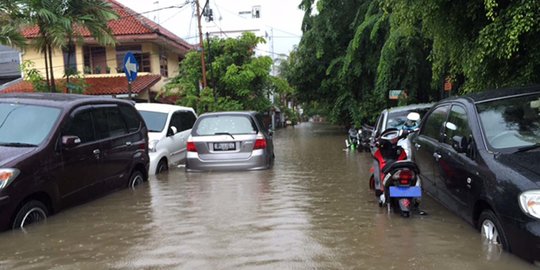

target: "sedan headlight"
[519,191,540,219]
[0,168,20,189]
[148,140,159,153]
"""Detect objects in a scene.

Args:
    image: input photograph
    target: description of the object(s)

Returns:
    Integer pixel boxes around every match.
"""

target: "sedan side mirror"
[168,126,178,136]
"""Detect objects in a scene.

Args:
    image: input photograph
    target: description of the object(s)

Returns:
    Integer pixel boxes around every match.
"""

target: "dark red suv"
[0,93,149,231]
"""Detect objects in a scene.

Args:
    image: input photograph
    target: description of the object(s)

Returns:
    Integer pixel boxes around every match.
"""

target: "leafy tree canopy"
[291,0,540,125]
[165,32,277,114]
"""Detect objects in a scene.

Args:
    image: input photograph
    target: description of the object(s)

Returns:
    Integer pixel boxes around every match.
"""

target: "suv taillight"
[254,138,267,150]
[187,141,197,152]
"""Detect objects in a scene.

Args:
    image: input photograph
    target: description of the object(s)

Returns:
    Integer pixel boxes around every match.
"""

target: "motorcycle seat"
[382,160,419,175]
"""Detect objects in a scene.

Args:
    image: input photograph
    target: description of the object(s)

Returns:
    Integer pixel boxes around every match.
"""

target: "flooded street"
[0,122,536,269]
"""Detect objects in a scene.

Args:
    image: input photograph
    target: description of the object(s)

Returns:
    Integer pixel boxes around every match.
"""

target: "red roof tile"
[21,0,193,52]
[1,75,161,96]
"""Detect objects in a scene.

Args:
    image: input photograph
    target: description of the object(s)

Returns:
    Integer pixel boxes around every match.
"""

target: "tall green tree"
[293,0,370,124]
[0,1,26,48]
[19,0,118,92]
[389,0,540,92]
[291,0,540,125]
[165,32,275,114]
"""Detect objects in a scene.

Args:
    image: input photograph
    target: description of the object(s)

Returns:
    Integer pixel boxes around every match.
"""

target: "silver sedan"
[185,111,275,171]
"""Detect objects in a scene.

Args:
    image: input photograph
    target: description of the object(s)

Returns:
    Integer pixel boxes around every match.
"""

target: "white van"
[135,103,197,174]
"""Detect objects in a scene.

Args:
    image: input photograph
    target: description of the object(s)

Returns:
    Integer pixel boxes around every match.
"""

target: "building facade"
[1,0,192,101]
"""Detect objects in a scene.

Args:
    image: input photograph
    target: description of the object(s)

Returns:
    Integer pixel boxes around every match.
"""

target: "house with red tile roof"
[1,0,193,102]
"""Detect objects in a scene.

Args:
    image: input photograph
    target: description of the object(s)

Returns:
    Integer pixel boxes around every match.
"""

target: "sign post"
[123,52,138,99]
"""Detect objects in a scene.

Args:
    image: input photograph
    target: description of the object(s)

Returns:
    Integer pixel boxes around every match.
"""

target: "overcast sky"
[115,0,304,56]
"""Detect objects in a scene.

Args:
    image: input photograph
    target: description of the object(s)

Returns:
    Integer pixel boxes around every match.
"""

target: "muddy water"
[0,122,536,269]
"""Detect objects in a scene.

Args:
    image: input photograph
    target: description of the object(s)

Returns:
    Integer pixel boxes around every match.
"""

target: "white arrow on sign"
[125,58,137,78]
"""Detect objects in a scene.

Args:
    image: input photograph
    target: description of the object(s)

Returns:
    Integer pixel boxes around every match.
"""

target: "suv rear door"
[92,104,142,190]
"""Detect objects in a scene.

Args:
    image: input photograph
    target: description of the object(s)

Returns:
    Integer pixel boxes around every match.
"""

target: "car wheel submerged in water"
[156,159,168,174]
[128,171,145,189]
[479,210,509,250]
[12,200,48,229]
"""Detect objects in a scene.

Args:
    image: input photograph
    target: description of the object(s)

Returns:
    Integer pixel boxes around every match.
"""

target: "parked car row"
[365,86,540,264]
[0,93,275,233]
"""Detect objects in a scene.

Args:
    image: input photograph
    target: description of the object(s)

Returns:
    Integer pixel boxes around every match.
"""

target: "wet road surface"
[0,122,536,269]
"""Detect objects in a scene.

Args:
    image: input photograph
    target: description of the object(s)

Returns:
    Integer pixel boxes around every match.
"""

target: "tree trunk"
[66,41,73,93]
[48,44,56,92]
[43,45,50,92]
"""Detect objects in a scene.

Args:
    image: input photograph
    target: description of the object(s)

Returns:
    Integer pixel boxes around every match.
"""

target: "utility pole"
[270,28,276,130]
[195,0,207,89]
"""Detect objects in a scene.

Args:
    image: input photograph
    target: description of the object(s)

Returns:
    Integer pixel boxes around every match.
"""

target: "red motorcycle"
[369,128,423,217]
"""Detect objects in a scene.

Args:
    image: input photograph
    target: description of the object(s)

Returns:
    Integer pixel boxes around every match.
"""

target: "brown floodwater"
[0,122,536,269]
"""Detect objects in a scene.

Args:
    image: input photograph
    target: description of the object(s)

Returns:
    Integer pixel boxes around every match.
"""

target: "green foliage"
[290,0,540,126]
[20,60,47,92]
[62,69,88,94]
[0,1,26,48]
[165,32,276,114]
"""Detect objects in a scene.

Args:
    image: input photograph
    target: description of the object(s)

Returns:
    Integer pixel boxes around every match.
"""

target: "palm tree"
[20,0,118,92]
[0,1,26,48]
[62,0,118,92]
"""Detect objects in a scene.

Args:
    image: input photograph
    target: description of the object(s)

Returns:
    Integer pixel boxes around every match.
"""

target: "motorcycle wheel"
[398,198,412,218]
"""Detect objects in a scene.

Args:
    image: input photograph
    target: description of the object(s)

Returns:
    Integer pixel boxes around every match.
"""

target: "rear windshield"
[0,103,61,146]
[194,115,258,135]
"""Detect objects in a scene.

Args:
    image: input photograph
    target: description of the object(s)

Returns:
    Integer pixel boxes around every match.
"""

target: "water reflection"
[0,122,536,269]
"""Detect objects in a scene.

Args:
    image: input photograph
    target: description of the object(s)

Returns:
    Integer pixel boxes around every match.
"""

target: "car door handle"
[125,141,132,146]
[433,152,442,161]
[93,149,101,159]
[414,143,421,150]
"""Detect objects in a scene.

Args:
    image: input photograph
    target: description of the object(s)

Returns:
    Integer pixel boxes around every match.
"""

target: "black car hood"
[496,151,540,183]
[0,146,36,167]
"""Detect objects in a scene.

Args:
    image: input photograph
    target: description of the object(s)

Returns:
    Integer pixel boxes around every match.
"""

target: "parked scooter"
[358,124,373,152]
[345,126,360,150]
[368,113,424,217]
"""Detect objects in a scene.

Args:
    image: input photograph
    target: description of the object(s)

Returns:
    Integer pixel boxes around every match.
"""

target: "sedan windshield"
[195,115,258,135]
[0,103,61,146]
[138,111,168,132]
[477,93,540,151]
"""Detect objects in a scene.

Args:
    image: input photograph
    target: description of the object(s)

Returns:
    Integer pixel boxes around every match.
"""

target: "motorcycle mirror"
[445,121,457,131]
[407,112,421,121]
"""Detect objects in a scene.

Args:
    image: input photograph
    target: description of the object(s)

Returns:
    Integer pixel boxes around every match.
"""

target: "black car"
[0,93,149,231]
[411,86,540,263]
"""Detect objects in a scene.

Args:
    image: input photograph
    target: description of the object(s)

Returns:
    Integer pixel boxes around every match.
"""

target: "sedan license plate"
[389,186,422,198]
[213,142,236,151]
